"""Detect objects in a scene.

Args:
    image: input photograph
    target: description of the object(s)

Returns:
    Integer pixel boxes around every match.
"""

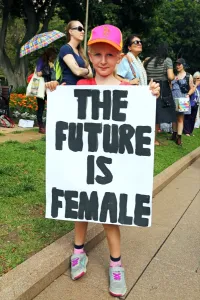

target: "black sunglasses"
[131,40,143,45]
[71,26,85,32]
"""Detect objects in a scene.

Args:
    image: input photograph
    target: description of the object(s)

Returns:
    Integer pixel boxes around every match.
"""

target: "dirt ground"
[0,126,44,143]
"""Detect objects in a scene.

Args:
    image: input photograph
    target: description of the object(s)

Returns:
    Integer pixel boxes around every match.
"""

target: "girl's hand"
[130,78,139,85]
[149,79,160,98]
[45,81,65,91]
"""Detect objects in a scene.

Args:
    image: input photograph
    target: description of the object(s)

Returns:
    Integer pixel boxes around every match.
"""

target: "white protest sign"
[46,86,156,227]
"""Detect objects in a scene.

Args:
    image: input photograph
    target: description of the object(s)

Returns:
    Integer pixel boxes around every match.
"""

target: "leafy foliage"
[144,0,200,72]
[1,0,200,85]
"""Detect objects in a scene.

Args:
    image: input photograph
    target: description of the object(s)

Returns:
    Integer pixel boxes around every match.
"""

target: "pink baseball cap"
[88,24,123,51]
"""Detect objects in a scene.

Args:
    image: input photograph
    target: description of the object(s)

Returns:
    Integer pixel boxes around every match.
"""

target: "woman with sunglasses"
[170,58,195,145]
[46,20,92,90]
[183,72,200,135]
[116,34,147,86]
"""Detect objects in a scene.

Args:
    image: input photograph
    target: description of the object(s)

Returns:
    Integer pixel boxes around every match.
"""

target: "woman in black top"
[144,43,176,145]
[36,48,57,133]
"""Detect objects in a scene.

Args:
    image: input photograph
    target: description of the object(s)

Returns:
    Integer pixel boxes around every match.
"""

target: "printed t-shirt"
[59,44,85,85]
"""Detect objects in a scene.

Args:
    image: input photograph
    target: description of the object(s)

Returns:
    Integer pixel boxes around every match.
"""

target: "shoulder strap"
[186,72,190,85]
[127,60,136,78]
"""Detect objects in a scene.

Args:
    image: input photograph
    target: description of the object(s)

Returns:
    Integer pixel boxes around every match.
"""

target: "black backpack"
[177,72,190,94]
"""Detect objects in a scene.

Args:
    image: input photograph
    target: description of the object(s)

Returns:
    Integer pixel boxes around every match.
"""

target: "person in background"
[45,20,92,91]
[170,58,195,145]
[183,71,200,135]
[116,34,147,85]
[36,47,57,133]
[144,43,176,145]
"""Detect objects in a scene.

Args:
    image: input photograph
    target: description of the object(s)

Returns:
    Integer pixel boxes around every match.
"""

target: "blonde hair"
[65,20,88,67]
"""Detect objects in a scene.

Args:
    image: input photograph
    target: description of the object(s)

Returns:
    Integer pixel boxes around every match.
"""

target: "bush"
[12,86,27,94]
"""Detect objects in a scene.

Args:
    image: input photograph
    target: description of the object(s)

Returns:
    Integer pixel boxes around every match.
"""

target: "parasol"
[20,30,65,57]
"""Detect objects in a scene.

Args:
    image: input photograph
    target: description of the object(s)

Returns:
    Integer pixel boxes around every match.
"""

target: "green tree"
[58,0,162,34]
[0,0,57,87]
[144,0,200,72]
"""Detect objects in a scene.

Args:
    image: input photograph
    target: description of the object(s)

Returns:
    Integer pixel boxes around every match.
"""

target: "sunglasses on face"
[71,26,85,32]
[131,40,143,46]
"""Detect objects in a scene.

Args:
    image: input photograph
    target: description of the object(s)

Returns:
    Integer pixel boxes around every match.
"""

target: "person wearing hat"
[45,24,160,297]
[170,58,195,145]
[72,24,160,298]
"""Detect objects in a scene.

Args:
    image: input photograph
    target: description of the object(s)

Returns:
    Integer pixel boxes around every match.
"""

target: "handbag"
[26,71,45,99]
[175,97,190,112]
[160,81,172,108]
[0,115,15,128]
[160,61,172,108]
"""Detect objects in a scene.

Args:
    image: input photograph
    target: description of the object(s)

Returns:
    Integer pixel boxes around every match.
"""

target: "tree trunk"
[1,66,26,88]
[0,0,57,88]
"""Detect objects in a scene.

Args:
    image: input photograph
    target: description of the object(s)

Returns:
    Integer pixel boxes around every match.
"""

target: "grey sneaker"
[71,253,88,280]
[109,266,127,297]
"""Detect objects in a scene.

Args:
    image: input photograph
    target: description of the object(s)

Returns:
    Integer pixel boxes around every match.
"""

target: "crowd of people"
[36,22,200,147]
[33,20,199,298]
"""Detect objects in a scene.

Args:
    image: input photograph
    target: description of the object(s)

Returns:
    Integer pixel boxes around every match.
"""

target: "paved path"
[34,159,200,300]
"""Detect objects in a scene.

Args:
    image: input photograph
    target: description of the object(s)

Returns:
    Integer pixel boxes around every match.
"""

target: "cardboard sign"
[46,86,156,227]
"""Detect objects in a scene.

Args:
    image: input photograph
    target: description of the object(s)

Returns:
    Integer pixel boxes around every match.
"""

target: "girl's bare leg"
[177,114,184,135]
[71,222,88,281]
[155,124,160,145]
[74,222,88,245]
[172,121,177,132]
[103,224,121,258]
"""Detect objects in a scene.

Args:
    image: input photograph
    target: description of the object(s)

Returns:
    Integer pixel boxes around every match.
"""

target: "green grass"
[154,129,200,175]
[0,129,200,276]
[0,132,5,136]
[11,130,24,134]
[0,139,73,275]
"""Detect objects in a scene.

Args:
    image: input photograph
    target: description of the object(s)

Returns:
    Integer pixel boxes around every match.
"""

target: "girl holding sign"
[70,25,160,298]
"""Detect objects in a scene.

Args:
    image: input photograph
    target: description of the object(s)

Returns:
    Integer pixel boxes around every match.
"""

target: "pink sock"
[74,248,85,254]
[110,260,122,267]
